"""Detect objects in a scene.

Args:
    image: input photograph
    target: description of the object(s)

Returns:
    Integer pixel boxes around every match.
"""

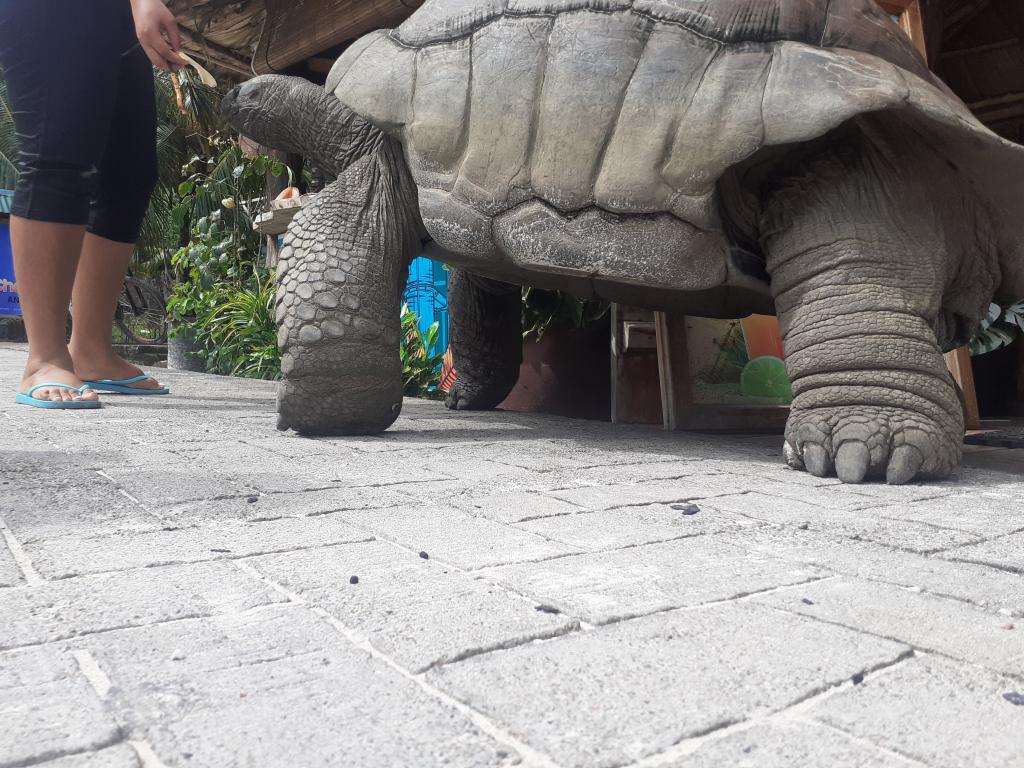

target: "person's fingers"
[141,41,172,72]
[154,26,187,69]
[163,18,182,56]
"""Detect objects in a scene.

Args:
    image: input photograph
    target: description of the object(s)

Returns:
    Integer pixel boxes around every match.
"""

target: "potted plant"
[499,288,612,419]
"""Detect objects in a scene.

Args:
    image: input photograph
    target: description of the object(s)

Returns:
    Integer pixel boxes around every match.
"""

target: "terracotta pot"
[499,319,611,420]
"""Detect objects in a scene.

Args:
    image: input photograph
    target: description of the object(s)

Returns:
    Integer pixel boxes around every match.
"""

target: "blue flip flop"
[15,382,102,409]
[82,374,170,395]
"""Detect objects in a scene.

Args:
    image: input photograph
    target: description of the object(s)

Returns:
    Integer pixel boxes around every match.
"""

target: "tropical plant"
[400,304,445,397]
[970,301,1024,356]
[167,205,281,379]
[198,272,279,379]
[135,69,233,272]
[0,75,17,191]
[521,287,609,340]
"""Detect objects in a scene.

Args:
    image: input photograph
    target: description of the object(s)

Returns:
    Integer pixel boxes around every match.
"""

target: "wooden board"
[253,0,423,74]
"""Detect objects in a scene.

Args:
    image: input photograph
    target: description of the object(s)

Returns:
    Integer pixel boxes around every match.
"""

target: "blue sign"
[403,256,449,353]
[0,221,20,317]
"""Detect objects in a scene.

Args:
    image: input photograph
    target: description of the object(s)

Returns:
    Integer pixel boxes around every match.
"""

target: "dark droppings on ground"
[671,503,700,515]
[349,575,359,585]
[210,548,231,553]
[851,672,865,685]
[419,551,429,559]
[535,604,561,614]
[1003,692,1024,705]
[801,598,815,605]
[247,496,259,503]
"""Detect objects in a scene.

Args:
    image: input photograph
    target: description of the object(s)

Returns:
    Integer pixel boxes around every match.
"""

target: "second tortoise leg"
[444,269,523,411]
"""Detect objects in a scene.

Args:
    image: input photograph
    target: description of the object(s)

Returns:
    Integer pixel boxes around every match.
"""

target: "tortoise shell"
[325,0,1024,303]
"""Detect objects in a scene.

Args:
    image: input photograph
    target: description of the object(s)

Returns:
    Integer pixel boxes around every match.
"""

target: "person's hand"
[130,0,187,72]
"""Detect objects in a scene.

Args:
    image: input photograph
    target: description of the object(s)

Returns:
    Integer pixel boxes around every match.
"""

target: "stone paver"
[429,601,911,768]
[37,744,141,768]
[752,577,1024,677]
[939,531,1024,574]
[0,645,122,768]
[23,515,374,578]
[0,561,285,649]
[0,537,23,587]
[246,540,576,671]
[79,606,518,768]
[807,657,1024,768]
[480,534,827,623]
[2,342,1022,767]
[514,501,759,550]
[664,721,920,767]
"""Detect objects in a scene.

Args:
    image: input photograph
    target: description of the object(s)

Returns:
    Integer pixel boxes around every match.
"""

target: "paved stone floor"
[1,342,1023,768]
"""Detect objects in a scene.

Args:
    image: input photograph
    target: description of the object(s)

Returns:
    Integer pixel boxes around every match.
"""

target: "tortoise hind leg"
[275,138,420,434]
[759,133,980,484]
[444,269,522,411]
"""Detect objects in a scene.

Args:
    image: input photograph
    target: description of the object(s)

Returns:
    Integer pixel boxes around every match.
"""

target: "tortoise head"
[221,75,318,152]
[222,75,382,178]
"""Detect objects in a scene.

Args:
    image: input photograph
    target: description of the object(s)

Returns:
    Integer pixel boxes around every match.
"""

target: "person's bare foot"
[69,345,165,391]
[19,356,101,403]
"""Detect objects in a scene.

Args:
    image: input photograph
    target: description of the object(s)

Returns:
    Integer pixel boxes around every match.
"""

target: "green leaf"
[178,181,194,198]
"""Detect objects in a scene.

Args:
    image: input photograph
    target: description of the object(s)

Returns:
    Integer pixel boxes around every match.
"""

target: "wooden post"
[610,304,663,425]
[947,348,982,430]
[654,311,691,431]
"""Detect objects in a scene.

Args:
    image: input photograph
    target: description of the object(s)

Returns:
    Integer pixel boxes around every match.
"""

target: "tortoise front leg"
[759,139,981,484]
[444,269,522,411]
[275,139,420,434]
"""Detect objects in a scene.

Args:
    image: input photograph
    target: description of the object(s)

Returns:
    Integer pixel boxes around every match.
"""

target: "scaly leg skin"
[275,138,421,434]
[759,133,987,484]
[445,269,523,411]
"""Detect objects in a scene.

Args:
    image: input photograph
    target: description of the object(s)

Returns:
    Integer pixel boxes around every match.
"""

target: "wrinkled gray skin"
[222,0,1024,484]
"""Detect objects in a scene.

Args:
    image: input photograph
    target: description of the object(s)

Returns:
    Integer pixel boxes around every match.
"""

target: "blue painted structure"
[0,190,20,317]
[402,256,449,353]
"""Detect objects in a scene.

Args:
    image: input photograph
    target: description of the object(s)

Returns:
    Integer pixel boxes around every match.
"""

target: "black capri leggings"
[0,0,157,244]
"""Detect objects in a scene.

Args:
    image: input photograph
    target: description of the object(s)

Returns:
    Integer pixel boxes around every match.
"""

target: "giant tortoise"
[222,0,1024,484]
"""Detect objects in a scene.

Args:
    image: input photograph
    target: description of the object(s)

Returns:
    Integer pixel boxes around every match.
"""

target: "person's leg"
[0,0,121,402]
[10,218,98,402]
[67,235,161,389]
[68,9,162,390]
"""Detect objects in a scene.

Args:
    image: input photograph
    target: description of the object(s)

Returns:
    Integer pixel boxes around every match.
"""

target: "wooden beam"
[178,26,253,76]
[877,0,914,13]
[944,0,990,40]
[253,0,423,74]
[306,57,336,75]
[940,38,1020,59]
[899,0,928,61]
[969,92,1024,111]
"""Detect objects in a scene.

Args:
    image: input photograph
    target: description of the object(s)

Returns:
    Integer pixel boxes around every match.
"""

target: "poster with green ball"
[685,316,793,406]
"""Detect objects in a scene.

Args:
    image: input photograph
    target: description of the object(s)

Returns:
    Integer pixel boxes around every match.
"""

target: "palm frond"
[0,75,20,189]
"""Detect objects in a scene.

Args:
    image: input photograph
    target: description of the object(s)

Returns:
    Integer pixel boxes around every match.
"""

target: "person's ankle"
[68,339,117,361]
[24,350,76,377]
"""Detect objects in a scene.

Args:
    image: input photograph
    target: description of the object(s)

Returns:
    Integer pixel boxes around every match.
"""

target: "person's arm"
[130,0,187,72]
